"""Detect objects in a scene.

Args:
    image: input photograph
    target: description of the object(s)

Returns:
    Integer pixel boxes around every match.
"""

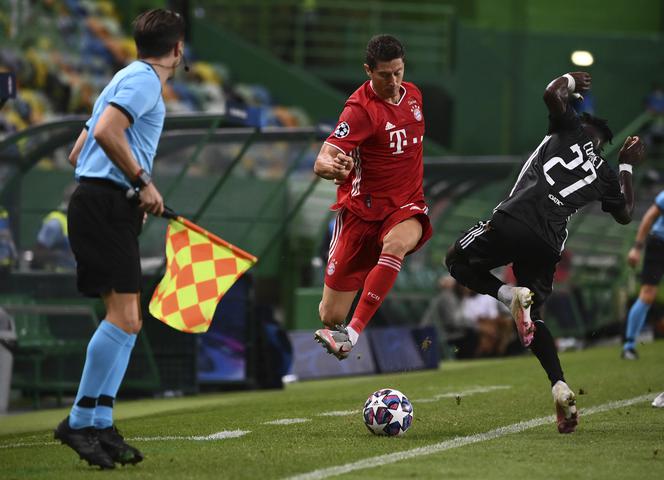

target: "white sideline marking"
[0,440,58,449]
[316,386,512,417]
[0,430,251,449]
[413,385,511,403]
[285,394,653,480]
[131,430,250,441]
[317,410,359,417]
[263,418,310,425]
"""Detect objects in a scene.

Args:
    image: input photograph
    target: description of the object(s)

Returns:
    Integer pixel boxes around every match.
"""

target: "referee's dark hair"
[133,9,185,59]
[580,112,614,146]
[365,34,405,70]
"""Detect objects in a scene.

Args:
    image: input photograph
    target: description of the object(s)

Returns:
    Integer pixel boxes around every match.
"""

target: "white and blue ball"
[363,388,413,436]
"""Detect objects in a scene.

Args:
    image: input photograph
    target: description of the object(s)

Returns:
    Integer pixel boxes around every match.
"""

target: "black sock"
[530,320,564,386]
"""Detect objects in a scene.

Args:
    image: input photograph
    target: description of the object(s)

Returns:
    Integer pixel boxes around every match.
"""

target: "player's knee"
[381,236,410,257]
[105,312,141,334]
[639,285,658,304]
[444,245,461,272]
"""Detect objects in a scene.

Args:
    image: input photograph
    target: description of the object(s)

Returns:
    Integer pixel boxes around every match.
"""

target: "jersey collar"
[369,81,407,106]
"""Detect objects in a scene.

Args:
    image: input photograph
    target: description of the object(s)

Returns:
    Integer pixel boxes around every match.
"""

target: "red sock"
[349,254,402,334]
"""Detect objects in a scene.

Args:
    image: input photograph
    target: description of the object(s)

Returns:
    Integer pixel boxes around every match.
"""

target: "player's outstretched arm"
[543,72,591,116]
[627,203,660,267]
[314,143,354,182]
[611,136,645,225]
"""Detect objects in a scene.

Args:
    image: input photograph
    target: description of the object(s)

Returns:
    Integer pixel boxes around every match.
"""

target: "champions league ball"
[363,388,413,436]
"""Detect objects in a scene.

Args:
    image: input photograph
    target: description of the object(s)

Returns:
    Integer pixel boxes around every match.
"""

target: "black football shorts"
[641,235,664,286]
[67,178,143,297]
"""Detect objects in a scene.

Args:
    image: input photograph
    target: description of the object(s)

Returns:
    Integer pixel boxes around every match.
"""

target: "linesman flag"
[149,211,257,333]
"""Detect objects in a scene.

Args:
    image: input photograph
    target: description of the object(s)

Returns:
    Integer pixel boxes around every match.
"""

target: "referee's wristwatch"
[132,168,152,189]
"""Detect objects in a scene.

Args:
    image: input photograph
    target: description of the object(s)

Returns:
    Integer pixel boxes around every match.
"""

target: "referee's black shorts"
[67,177,143,297]
[641,234,664,285]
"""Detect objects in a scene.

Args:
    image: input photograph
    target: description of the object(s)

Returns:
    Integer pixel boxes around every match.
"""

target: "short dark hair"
[133,9,185,59]
[579,112,613,146]
[365,34,405,70]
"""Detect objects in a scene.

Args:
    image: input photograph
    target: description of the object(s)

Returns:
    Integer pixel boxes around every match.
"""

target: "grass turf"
[1,341,662,479]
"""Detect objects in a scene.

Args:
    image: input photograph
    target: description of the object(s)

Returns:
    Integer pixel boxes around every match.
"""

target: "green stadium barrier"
[0,299,97,408]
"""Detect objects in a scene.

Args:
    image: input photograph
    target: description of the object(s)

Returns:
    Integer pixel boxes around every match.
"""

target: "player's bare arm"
[93,105,164,216]
[611,135,645,225]
[627,203,660,267]
[543,71,591,116]
[68,128,88,167]
[314,143,354,182]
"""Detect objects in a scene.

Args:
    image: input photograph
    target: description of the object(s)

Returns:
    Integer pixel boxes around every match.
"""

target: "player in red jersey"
[313,35,432,359]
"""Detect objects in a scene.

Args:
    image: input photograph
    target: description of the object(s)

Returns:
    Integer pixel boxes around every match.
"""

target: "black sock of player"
[530,320,564,386]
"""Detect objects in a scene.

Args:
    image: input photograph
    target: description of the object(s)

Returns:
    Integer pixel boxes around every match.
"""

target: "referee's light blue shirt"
[651,190,664,241]
[75,61,165,188]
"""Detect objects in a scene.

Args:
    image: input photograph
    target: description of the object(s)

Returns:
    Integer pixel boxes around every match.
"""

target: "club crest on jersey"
[327,259,337,276]
[411,104,422,121]
[334,121,350,138]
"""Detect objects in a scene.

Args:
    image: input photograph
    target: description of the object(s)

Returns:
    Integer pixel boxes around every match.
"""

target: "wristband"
[634,241,644,250]
[563,73,576,93]
[619,164,633,174]
[133,168,152,188]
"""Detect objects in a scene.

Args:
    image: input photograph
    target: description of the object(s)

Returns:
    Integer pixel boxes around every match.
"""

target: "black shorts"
[67,178,143,297]
[641,235,664,285]
[452,211,561,320]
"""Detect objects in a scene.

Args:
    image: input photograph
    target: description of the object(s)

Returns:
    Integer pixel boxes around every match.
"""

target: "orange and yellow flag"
[149,216,257,333]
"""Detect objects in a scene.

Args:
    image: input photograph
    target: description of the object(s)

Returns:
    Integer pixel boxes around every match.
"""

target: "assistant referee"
[53,9,185,469]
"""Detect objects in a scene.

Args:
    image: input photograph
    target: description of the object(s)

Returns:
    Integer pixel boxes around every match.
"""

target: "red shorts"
[324,202,432,291]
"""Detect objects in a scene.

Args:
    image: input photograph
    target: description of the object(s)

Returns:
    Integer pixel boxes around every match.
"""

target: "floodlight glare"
[571,50,594,67]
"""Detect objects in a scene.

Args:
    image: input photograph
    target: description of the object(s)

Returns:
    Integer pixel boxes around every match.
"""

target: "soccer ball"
[363,388,413,436]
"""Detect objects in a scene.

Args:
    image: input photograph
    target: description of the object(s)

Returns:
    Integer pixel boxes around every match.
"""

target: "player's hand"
[332,153,354,182]
[618,135,645,165]
[627,247,641,268]
[568,71,591,92]
[138,182,164,216]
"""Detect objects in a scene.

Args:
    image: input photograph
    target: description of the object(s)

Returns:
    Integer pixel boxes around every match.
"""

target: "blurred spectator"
[0,206,17,285]
[421,275,517,359]
[0,0,311,143]
[461,288,515,357]
[642,82,664,157]
[31,184,76,271]
[420,275,477,359]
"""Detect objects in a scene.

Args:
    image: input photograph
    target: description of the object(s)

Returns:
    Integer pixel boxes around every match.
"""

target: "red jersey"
[324,80,426,221]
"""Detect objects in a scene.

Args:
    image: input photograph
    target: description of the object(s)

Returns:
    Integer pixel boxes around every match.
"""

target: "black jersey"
[495,106,626,253]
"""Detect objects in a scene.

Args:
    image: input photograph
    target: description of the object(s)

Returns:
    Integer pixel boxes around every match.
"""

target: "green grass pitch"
[1,341,663,479]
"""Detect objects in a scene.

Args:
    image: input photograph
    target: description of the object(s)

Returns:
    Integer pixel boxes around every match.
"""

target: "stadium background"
[1,0,664,407]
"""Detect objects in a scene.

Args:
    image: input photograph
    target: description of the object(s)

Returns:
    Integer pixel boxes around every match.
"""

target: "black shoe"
[97,425,144,465]
[54,417,115,469]
[621,348,639,360]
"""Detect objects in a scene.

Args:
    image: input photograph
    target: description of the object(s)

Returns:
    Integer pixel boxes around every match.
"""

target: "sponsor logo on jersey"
[385,121,395,131]
[334,121,350,138]
[367,291,381,301]
[548,193,564,206]
[389,129,407,154]
[327,259,337,275]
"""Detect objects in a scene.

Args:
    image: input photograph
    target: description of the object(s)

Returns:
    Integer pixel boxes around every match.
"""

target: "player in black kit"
[445,71,645,434]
